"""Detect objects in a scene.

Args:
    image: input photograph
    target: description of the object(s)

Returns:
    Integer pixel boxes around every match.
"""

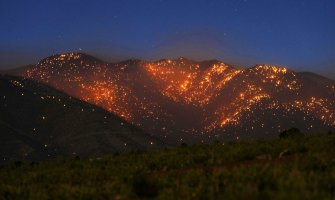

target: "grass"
[1,133,335,199]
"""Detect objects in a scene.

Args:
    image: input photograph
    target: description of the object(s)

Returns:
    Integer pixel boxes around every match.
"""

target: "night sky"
[1,0,334,78]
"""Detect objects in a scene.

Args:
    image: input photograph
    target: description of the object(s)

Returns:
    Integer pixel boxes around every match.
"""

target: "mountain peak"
[39,52,102,65]
[253,64,289,72]
[151,58,233,70]
[248,64,292,77]
[118,59,143,65]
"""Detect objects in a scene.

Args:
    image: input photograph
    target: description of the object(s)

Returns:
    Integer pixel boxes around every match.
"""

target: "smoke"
[149,32,227,60]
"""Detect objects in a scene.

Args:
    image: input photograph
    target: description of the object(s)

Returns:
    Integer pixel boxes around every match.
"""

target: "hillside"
[0,133,334,199]
[0,75,164,164]
[6,53,334,143]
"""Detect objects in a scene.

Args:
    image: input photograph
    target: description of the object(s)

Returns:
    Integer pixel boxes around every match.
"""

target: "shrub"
[279,128,304,139]
[132,173,160,198]
[180,143,188,147]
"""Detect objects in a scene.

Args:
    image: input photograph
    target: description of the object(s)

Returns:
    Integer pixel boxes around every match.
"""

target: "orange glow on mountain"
[21,53,335,139]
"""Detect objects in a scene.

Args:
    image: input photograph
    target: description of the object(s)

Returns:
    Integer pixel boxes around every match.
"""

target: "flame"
[23,54,335,136]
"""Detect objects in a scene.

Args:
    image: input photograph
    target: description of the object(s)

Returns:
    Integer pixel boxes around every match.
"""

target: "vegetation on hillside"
[0,132,335,199]
[0,75,163,164]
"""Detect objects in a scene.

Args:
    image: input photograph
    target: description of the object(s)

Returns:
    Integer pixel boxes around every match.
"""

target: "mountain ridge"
[0,74,165,164]
[2,53,335,144]
[3,52,334,82]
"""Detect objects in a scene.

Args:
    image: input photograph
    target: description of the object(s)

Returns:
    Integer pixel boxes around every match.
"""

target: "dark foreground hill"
[0,133,334,199]
[6,53,335,143]
[0,75,164,164]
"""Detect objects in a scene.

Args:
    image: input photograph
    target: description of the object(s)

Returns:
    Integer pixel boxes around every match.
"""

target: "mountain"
[0,74,164,164]
[5,53,335,143]
[1,64,35,76]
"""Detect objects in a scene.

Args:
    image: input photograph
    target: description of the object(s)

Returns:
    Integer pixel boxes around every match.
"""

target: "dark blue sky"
[1,0,334,78]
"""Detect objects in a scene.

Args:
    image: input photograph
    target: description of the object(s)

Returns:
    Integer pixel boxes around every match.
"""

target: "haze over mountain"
[4,53,335,143]
[0,74,163,164]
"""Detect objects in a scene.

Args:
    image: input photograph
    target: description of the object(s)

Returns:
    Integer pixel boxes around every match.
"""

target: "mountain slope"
[0,74,164,164]
[6,53,335,143]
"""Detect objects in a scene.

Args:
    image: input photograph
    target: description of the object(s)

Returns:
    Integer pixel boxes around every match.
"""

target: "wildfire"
[21,53,335,138]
